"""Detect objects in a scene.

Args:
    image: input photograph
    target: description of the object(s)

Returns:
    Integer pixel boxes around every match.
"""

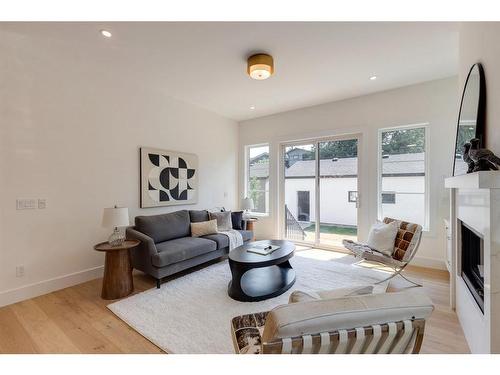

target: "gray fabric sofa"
[126,209,253,288]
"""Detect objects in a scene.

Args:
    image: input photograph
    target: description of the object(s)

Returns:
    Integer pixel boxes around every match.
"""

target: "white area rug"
[108,253,388,353]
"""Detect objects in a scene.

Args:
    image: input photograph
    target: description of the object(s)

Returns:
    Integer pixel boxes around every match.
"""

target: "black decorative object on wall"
[140,147,198,208]
[453,63,486,176]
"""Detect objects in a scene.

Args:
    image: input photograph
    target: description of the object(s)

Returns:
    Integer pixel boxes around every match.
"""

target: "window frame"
[245,143,270,216]
[377,123,430,231]
[348,190,358,203]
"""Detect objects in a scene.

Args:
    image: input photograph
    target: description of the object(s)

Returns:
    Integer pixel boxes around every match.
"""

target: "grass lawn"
[304,223,357,236]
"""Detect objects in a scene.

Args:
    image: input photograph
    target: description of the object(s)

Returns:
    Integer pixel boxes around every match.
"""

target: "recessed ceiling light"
[369,75,377,81]
[250,105,256,110]
[100,30,112,38]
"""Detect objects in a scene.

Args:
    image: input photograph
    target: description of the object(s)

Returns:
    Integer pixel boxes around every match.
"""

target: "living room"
[2,0,500,372]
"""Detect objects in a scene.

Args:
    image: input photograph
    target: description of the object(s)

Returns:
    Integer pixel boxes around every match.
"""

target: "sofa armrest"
[126,227,158,256]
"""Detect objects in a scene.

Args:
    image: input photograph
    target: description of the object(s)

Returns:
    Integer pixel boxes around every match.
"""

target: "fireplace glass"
[460,221,484,312]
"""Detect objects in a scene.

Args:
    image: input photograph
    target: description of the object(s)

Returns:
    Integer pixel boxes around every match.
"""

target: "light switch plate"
[16,199,37,210]
[16,265,25,277]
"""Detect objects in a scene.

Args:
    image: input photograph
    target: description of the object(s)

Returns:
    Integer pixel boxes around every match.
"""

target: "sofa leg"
[156,279,161,289]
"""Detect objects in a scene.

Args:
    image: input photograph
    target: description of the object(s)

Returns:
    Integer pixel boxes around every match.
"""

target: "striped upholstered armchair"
[230,290,433,354]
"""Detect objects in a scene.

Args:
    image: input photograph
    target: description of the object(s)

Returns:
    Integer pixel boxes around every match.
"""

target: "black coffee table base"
[228,259,296,302]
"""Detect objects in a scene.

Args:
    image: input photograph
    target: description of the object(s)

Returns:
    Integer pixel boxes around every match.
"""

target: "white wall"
[0,30,238,306]
[459,22,500,353]
[239,77,458,269]
[459,23,500,153]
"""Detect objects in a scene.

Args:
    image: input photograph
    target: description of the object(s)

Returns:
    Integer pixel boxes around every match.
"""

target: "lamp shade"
[241,197,255,211]
[102,207,129,228]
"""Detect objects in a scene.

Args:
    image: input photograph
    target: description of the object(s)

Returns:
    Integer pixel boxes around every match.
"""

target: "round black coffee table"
[228,240,296,302]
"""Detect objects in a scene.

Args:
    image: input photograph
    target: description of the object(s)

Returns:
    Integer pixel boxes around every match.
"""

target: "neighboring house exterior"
[285,147,313,167]
[249,152,269,165]
[249,152,426,227]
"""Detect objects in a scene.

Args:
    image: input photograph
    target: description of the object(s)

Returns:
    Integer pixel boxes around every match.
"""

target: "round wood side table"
[245,218,258,240]
[94,239,140,300]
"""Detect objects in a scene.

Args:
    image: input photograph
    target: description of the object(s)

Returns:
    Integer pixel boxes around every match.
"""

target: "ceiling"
[0,22,459,121]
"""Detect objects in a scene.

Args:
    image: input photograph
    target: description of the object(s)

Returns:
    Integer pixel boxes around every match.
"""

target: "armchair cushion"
[383,218,422,261]
[288,285,383,303]
[342,239,405,267]
[261,291,433,343]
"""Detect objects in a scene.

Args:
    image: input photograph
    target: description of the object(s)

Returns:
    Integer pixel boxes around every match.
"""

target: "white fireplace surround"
[445,171,500,353]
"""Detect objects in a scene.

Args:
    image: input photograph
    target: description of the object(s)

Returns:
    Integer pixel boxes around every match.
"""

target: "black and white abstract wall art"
[140,147,198,208]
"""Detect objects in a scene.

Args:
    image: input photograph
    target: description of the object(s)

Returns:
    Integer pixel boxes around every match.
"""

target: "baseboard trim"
[0,266,104,308]
[409,256,447,270]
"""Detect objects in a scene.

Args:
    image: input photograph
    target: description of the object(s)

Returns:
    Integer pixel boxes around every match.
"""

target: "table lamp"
[102,206,130,246]
[241,197,254,219]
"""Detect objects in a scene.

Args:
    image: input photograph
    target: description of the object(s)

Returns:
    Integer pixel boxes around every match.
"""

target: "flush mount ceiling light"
[249,105,256,110]
[100,30,112,38]
[247,54,274,80]
[369,75,377,81]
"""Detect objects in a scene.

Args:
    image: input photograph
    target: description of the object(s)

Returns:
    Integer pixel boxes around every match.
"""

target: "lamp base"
[108,227,125,247]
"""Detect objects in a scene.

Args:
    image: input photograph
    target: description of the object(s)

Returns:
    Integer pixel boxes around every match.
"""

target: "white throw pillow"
[366,221,399,256]
[191,219,218,237]
[209,211,232,231]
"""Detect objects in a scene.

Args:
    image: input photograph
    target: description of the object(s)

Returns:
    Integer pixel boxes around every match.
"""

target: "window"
[378,125,428,229]
[381,192,396,204]
[246,144,269,215]
[348,191,358,203]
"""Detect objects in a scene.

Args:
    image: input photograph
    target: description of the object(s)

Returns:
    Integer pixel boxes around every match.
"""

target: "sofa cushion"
[191,219,218,237]
[237,230,253,242]
[135,210,190,243]
[201,233,229,249]
[209,211,232,231]
[152,237,217,267]
[189,210,209,223]
[231,211,244,230]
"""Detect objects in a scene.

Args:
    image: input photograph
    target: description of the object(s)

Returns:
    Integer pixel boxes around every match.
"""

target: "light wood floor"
[0,250,470,354]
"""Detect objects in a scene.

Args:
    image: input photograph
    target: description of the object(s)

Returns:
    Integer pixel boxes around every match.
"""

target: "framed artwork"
[140,147,198,208]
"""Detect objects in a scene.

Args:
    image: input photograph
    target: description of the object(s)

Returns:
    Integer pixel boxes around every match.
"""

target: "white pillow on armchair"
[366,220,399,256]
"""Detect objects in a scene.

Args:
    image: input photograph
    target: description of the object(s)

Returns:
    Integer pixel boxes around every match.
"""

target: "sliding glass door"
[283,143,316,244]
[282,137,359,248]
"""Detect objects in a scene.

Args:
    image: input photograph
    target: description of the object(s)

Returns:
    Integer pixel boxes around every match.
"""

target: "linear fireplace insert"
[460,221,484,312]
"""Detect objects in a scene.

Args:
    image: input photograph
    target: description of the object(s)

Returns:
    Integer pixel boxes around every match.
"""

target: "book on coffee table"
[246,244,280,255]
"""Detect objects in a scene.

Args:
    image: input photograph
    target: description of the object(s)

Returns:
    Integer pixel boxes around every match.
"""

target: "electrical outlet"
[38,199,46,209]
[16,199,37,210]
[16,265,25,278]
